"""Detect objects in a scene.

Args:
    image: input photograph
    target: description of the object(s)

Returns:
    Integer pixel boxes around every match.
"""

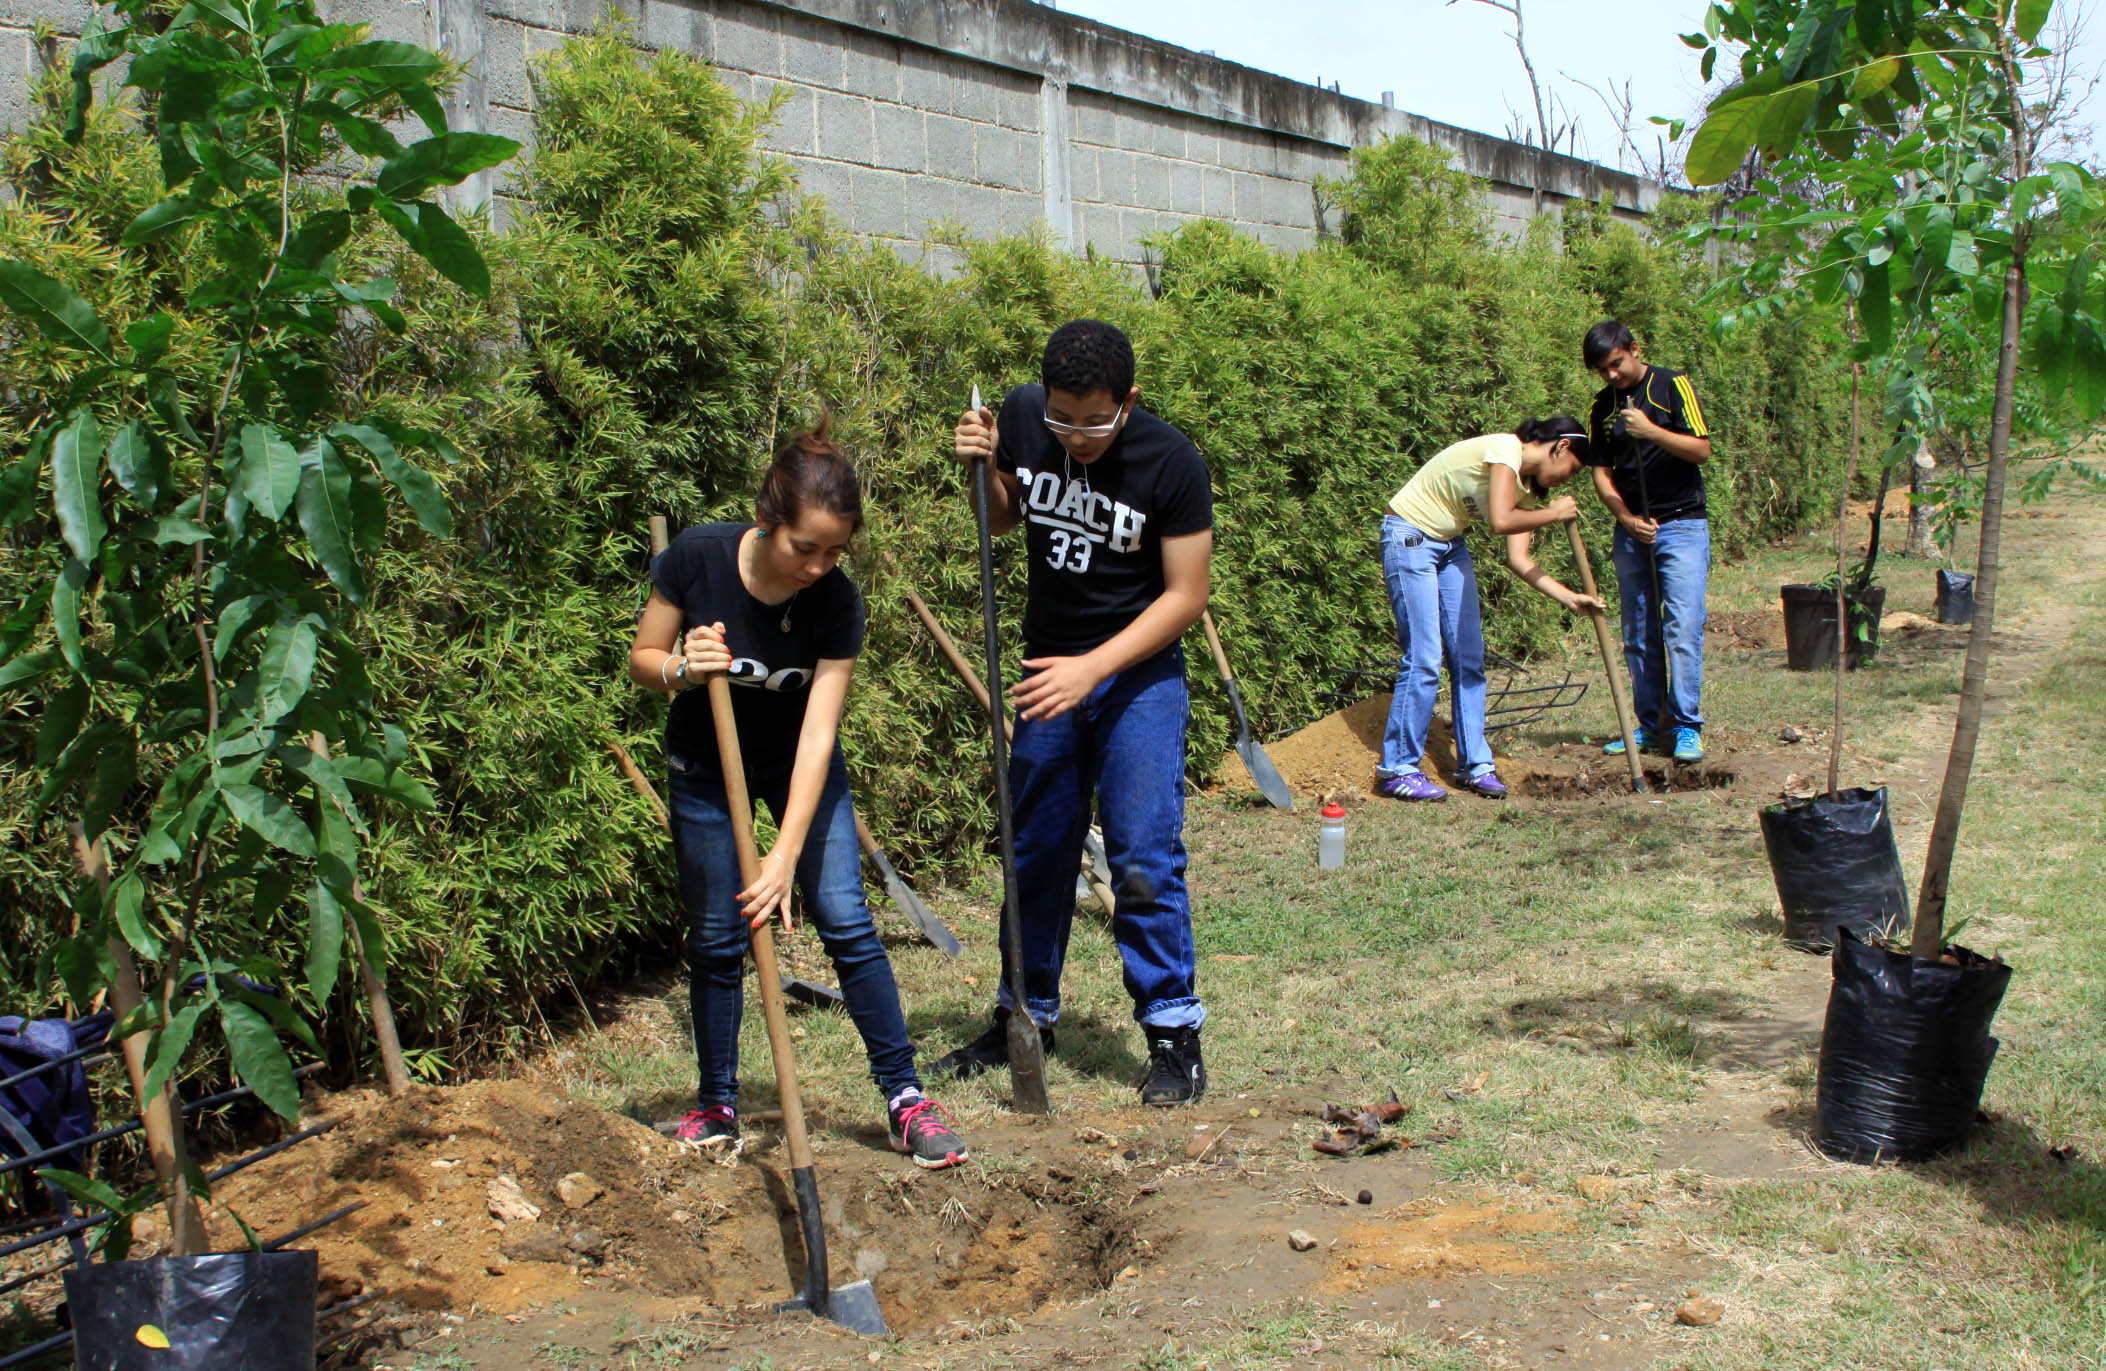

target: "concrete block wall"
[0,0,1669,269]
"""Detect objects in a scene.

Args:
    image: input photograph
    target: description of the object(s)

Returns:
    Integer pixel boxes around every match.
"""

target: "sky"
[1051,0,2106,179]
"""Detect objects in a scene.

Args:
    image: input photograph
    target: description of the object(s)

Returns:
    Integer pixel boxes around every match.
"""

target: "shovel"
[1199,610,1295,809]
[1564,521,1648,794]
[886,554,1120,919]
[852,812,961,957]
[968,383,1052,1115]
[702,673,888,1336]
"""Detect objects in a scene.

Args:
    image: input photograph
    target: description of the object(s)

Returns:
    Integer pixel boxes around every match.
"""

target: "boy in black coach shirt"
[936,320,1215,1106]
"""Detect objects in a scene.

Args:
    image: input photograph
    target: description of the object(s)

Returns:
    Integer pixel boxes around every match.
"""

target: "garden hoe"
[704,674,888,1336]
[969,384,1052,1115]
[1564,521,1648,794]
[1199,610,1295,809]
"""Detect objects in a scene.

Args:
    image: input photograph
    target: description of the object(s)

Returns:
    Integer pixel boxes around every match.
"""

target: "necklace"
[742,528,800,633]
[778,591,799,634]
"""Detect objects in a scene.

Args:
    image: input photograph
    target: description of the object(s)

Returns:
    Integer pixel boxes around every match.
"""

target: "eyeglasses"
[1043,398,1131,439]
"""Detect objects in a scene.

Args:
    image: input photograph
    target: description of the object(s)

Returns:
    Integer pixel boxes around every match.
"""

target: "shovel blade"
[1006,1007,1052,1114]
[777,1280,889,1336]
[1236,738,1296,811]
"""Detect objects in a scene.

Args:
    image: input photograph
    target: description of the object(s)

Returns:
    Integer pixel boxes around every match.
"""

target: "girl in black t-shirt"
[626,427,968,1169]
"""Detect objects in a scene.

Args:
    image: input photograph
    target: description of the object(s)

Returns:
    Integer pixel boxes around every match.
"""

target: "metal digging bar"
[1324,652,1588,734]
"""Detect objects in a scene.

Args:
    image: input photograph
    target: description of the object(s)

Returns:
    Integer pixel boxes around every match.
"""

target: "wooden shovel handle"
[704,674,813,1171]
[1199,609,1235,684]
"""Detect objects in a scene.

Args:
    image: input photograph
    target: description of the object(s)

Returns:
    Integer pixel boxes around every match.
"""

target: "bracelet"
[658,655,673,688]
[764,852,788,868]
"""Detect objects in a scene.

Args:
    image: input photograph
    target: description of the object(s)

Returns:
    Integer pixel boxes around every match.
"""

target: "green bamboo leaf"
[52,558,88,671]
[305,881,345,1002]
[216,781,317,857]
[0,261,113,356]
[218,1000,300,1122]
[374,132,518,200]
[120,193,213,246]
[316,40,444,87]
[331,424,451,535]
[51,408,107,562]
[142,1003,204,1104]
[1687,94,1769,187]
[238,423,301,522]
[256,615,319,725]
[36,678,90,766]
[295,440,365,603]
[105,421,158,510]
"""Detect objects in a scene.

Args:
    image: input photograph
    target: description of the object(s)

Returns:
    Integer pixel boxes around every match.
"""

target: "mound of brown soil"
[1238,695,1519,804]
[203,1080,1135,1335]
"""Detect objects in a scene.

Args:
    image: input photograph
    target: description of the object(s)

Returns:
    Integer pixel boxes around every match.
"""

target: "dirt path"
[280,494,2106,1371]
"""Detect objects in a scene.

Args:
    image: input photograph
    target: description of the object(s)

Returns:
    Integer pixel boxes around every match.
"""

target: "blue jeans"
[1378,515,1493,780]
[666,747,919,1108]
[1611,518,1709,733]
[999,646,1203,1032]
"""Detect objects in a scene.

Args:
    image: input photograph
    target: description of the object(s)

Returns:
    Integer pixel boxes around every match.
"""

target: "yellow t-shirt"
[1386,433,1536,541]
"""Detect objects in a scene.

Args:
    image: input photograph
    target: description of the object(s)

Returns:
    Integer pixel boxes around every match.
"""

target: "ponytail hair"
[756,416,865,534]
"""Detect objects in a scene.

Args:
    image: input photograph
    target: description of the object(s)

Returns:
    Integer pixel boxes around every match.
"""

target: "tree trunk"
[1829,351,1862,797]
[1911,36,2030,959]
[1906,450,1937,559]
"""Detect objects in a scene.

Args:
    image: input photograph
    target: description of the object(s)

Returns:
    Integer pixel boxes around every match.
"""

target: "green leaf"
[400,83,449,137]
[105,421,158,510]
[284,210,353,270]
[107,870,160,958]
[179,0,251,34]
[0,260,113,356]
[402,199,491,300]
[331,424,451,535]
[231,987,318,1053]
[295,440,366,603]
[316,40,445,87]
[35,719,122,818]
[125,313,176,366]
[1687,94,1768,186]
[1858,258,1892,352]
[2016,0,2052,43]
[121,193,213,246]
[36,678,90,766]
[219,1000,300,1122]
[0,438,44,527]
[375,133,518,200]
[254,869,294,926]
[52,558,89,671]
[1850,55,1902,99]
[217,781,317,857]
[82,730,135,840]
[51,407,107,562]
[305,881,345,1001]
[147,515,212,545]
[0,648,58,693]
[1946,229,1979,277]
[213,594,270,662]
[256,615,319,725]
[143,1002,205,1100]
[319,110,402,161]
[1756,84,1817,162]
[238,423,301,522]
[37,1167,131,1215]
[343,887,388,966]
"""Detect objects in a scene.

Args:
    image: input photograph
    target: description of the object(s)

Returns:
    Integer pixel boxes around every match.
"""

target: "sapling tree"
[1681,0,2106,956]
[0,0,514,1254]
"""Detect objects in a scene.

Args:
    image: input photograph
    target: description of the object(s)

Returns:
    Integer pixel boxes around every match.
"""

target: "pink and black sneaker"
[672,1104,737,1146]
[887,1093,968,1170]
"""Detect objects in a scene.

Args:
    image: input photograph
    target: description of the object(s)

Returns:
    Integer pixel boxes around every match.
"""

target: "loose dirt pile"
[203,1080,1135,1337]
[1245,696,1522,804]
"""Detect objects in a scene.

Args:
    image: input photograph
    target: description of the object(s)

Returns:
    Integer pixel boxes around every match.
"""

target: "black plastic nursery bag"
[1815,929,2012,1164]
[1935,569,1976,624]
[65,1251,317,1371]
[1759,786,1911,949]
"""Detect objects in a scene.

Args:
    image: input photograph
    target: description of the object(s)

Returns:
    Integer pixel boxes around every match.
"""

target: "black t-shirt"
[1585,365,1713,522]
[652,523,865,776]
[993,385,1213,655]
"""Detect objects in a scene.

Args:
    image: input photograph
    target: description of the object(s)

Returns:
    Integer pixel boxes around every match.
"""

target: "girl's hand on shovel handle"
[683,622,731,679]
[1562,591,1607,615]
[738,853,797,933]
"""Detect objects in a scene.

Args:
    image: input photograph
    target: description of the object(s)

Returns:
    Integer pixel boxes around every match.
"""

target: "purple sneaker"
[1458,770,1508,799]
[1375,772,1447,802]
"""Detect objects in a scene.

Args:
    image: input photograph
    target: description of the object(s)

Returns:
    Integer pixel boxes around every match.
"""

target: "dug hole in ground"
[111,480,2105,1371]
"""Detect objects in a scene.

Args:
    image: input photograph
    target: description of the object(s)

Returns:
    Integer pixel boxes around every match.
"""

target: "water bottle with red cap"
[1319,802,1346,868]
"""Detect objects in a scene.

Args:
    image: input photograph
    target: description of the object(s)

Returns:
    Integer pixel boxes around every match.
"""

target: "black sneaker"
[1140,1027,1206,1107]
[930,1008,1054,1081]
[887,1093,969,1169]
[672,1103,737,1146]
